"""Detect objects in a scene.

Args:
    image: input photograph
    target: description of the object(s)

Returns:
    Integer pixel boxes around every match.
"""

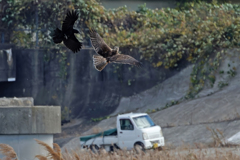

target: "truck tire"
[90,145,99,154]
[110,144,120,152]
[134,142,145,154]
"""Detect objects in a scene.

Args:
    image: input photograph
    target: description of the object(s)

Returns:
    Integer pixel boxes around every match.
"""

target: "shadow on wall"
[0,45,189,120]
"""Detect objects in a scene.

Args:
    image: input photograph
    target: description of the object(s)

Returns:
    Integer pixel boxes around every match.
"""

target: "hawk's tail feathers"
[93,55,108,71]
[51,28,65,44]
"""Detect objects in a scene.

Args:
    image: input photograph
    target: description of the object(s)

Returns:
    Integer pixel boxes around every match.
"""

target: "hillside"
[60,49,240,150]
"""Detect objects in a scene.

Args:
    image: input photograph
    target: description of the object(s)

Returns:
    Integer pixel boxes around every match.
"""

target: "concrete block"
[0,97,61,160]
[0,97,34,106]
[0,105,61,134]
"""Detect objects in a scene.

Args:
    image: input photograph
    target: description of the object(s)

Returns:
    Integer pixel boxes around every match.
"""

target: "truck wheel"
[134,143,145,154]
[110,144,120,152]
[110,145,114,152]
[90,145,99,154]
[158,146,163,151]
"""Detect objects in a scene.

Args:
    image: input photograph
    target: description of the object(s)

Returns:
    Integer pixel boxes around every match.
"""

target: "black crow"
[51,10,82,53]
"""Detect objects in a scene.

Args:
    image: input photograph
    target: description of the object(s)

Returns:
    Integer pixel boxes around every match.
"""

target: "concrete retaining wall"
[0,47,175,120]
[0,97,61,160]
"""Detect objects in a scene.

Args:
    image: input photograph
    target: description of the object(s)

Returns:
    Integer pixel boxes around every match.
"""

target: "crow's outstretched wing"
[62,10,78,32]
[109,54,142,67]
[51,28,64,44]
[89,29,112,57]
[63,35,82,53]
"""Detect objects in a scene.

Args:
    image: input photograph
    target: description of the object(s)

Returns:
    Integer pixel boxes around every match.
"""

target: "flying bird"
[50,10,82,53]
[89,29,142,71]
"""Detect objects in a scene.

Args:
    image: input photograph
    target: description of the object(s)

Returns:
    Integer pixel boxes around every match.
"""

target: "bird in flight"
[51,10,82,53]
[89,29,142,71]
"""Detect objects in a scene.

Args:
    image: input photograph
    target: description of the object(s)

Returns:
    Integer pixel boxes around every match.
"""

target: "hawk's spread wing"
[62,10,78,32]
[63,35,82,53]
[89,29,112,57]
[109,54,142,67]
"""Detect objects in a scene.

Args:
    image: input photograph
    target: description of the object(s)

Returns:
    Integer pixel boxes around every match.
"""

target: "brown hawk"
[89,29,142,71]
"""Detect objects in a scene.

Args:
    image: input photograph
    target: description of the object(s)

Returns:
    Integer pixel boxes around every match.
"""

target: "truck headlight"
[142,132,148,140]
[160,129,163,137]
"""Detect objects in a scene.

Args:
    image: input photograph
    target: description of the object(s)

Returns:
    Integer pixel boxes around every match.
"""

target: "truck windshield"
[133,115,155,129]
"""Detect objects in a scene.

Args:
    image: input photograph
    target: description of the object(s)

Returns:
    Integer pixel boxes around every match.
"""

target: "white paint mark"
[5,48,12,61]
[5,48,13,66]
[8,78,16,82]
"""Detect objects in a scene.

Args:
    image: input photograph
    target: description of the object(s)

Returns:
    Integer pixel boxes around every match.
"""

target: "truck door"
[118,119,135,150]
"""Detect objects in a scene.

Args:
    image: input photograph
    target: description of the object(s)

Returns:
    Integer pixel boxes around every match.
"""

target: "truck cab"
[80,113,164,151]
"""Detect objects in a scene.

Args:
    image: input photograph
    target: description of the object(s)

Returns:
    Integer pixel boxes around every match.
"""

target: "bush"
[2,0,240,68]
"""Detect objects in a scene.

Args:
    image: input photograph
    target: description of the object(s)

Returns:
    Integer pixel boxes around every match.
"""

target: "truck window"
[120,119,134,130]
[133,115,155,129]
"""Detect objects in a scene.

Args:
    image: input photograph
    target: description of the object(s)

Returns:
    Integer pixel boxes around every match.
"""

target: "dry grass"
[66,147,240,160]
[1,138,240,160]
[206,127,239,148]
[0,144,18,160]
[35,139,63,160]
[207,126,226,147]
[35,155,48,160]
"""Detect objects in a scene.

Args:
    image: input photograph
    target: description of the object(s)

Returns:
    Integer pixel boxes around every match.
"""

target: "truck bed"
[80,128,117,142]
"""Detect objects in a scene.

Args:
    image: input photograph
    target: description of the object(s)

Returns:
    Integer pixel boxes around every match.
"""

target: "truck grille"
[148,132,160,139]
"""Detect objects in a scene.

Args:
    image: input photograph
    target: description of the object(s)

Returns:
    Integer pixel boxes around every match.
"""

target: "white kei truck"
[80,113,165,152]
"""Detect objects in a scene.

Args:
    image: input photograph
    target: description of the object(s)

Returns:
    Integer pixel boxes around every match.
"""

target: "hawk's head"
[113,46,119,53]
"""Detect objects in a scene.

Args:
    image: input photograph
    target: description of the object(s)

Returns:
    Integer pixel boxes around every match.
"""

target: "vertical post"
[35,4,38,48]
[1,32,4,43]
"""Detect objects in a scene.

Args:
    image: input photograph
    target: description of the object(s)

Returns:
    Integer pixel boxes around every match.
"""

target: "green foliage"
[91,115,110,122]
[218,81,228,89]
[3,0,240,69]
[208,75,216,87]
[84,1,240,74]
[146,100,179,114]
[175,0,229,10]
[219,70,224,74]
[227,68,237,77]
[146,109,156,114]
[58,51,68,80]
[61,106,71,121]
[1,0,240,94]
[1,0,72,47]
